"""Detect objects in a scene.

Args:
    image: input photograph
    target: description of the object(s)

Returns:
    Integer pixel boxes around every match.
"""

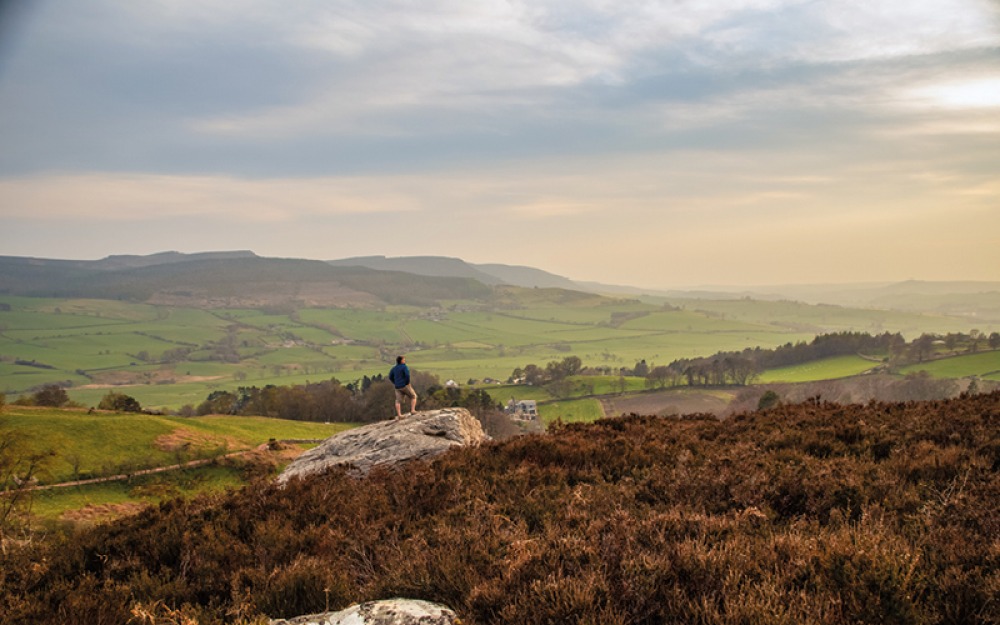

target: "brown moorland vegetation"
[2,392,998,624]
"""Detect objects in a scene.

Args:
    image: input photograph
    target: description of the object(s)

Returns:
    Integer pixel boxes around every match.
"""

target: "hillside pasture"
[295,309,408,342]
[901,349,1000,379]
[2,406,351,484]
[0,361,91,393]
[757,355,878,383]
[399,318,492,346]
[537,397,605,423]
[499,301,655,325]
[68,383,223,411]
[575,329,816,366]
[619,309,768,333]
[29,464,247,523]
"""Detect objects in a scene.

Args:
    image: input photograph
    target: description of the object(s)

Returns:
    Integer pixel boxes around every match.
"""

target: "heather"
[2,392,998,625]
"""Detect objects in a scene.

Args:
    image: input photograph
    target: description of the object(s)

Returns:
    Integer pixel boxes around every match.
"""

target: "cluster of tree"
[510,356,582,385]
[192,372,501,424]
[96,391,142,413]
[657,356,761,387]
[754,332,902,368]
[908,330,1000,363]
[11,384,73,408]
[13,359,55,370]
[10,384,145,414]
[657,332,907,388]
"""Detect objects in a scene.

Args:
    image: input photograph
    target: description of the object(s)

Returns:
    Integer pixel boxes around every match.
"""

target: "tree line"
[192,372,499,423]
[509,330,999,391]
[665,331,905,387]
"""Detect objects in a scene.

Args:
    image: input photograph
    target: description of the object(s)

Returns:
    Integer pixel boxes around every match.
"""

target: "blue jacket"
[389,363,410,388]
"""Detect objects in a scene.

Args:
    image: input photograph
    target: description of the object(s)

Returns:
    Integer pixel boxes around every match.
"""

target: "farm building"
[505,398,538,421]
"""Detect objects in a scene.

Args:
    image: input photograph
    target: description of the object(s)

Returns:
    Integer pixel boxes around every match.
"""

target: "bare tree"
[0,420,52,549]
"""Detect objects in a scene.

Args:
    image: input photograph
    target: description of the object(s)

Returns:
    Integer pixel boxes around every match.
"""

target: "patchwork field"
[1,294,991,412]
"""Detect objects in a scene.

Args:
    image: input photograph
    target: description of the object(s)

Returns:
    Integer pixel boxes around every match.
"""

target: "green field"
[28,464,247,522]
[1,294,991,411]
[2,406,353,484]
[900,350,1000,379]
[538,397,606,424]
[757,355,879,383]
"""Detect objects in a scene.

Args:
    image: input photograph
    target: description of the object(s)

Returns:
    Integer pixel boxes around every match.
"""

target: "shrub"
[97,391,142,413]
[757,389,780,410]
[32,384,69,407]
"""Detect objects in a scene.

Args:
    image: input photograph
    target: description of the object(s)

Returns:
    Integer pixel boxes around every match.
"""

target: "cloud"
[0,173,422,221]
[1,1,998,285]
[905,76,1000,109]
[2,0,998,178]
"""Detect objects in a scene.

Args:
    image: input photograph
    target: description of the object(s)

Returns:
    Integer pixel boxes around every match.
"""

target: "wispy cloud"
[0,0,998,285]
[0,174,421,221]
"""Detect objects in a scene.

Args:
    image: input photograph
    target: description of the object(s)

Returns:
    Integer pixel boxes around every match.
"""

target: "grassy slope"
[3,406,353,484]
[900,349,1000,379]
[29,465,247,523]
[538,398,605,424]
[757,354,877,383]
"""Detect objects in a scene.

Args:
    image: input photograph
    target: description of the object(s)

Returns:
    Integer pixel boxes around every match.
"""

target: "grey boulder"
[277,407,489,483]
[270,598,459,625]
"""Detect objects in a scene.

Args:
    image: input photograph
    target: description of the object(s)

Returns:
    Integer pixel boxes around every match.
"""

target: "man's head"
[396,355,405,364]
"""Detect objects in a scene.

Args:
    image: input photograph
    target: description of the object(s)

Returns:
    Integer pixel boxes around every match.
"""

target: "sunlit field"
[2,405,351,484]
[757,355,877,383]
[0,295,987,411]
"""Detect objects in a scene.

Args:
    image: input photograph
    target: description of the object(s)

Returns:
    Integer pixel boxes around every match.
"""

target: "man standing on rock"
[389,355,418,417]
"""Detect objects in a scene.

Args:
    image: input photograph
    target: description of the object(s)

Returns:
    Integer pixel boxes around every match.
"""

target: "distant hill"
[666,280,1000,323]
[327,255,504,285]
[91,250,258,271]
[473,263,580,290]
[2,251,997,320]
[0,254,493,308]
[327,255,580,290]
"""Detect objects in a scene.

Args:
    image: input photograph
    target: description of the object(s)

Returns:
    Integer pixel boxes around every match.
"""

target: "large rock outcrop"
[277,408,489,483]
[270,598,459,625]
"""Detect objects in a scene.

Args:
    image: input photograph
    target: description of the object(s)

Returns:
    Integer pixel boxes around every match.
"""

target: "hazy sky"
[1,1,998,288]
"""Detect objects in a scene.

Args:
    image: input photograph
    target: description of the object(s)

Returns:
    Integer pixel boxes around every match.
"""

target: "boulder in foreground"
[277,407,489,482]
[269,598,459,625]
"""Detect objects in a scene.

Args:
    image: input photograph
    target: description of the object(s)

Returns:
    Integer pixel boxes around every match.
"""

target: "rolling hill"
[327,255,581,290]
[0,254,494,308]
[4,251,998,322]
